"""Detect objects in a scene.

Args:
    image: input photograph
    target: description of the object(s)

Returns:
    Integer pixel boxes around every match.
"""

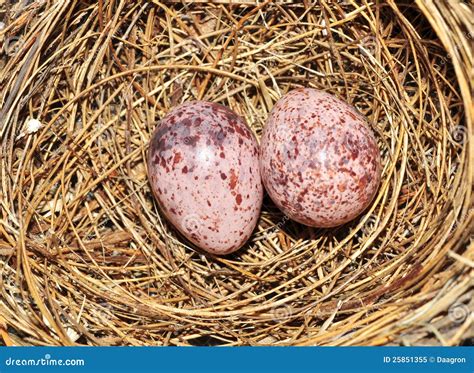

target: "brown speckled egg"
[147,101,263,255]
[260,88,381,228]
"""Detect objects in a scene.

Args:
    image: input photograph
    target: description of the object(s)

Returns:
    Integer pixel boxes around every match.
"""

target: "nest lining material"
[0,0,472,346]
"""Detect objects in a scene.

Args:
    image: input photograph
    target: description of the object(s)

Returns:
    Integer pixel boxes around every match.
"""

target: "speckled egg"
[147,101,263,255]
[260,88,381,228]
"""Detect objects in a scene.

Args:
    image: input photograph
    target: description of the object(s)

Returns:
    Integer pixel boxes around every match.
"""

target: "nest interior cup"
[0,1,472,346]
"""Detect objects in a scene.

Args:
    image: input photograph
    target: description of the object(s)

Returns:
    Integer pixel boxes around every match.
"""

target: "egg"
[260,88,381,228]
[147,101,263,255]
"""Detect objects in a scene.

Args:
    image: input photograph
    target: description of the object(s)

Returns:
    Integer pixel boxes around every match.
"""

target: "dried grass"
[0,0,472,346]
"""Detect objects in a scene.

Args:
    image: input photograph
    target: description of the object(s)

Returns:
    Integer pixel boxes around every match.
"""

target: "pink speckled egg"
[147,101,263,255]
[260,88,381,228]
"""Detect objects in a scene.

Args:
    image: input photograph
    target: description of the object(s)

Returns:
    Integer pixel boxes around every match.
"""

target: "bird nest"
[0,0,472,346]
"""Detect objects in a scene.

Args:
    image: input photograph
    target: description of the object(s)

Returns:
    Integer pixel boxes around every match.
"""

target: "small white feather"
[26,118,42,134]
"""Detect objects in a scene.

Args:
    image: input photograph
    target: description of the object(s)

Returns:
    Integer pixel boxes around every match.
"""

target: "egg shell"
[260,88,382,228]
[147,101,263,255]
